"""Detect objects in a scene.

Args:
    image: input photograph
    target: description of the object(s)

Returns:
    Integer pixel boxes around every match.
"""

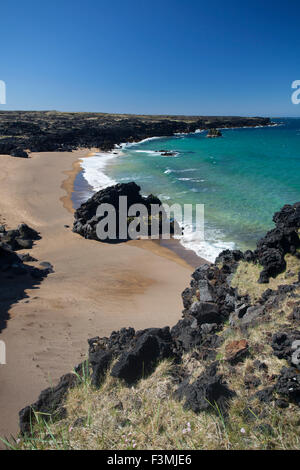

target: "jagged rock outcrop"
[254,203,300,283]
[0,223,40,251]
[73,182,177,242]
[19,373,79,435]
[0,222,52,334]
[18,200,300,436]
[175,362,235,414]
[111,327,174,384]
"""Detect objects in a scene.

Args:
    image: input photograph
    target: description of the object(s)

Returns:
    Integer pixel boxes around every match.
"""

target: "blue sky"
[1,0,300,116]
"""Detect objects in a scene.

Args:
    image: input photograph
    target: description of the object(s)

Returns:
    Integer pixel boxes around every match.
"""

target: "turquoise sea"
[76,118,300,261]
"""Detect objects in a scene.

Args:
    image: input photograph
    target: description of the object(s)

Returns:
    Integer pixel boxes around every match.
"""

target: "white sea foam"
[79,151,119,191]
[135,150,159,156]
[175,223,235,262]
[116,136,163,149]
[164,168,198,175]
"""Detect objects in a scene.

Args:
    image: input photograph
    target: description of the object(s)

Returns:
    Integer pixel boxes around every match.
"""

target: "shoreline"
[0,149,195,440]
[71,147,209,268]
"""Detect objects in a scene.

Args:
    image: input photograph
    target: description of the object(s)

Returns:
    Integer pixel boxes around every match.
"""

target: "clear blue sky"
[1,0,300,116]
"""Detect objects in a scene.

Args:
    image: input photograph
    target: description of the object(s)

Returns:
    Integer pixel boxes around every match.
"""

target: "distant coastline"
[72,118,278,263]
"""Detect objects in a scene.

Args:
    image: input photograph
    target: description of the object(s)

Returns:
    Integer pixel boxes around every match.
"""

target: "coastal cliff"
[0,111,271,158]
[14,201,300,450]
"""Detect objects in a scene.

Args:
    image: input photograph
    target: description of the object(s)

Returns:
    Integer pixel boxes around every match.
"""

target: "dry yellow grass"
[231,254,300,302]
[8,255,300,451]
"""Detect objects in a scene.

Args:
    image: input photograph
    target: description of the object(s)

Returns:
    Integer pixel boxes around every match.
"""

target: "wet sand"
[0,149,203,441]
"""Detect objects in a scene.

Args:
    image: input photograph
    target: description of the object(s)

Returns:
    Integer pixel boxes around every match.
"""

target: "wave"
[116,136,163,149]
[79,151,119,192]
[175,223,235,262]
[135,150,159,156]
[164,167,198,175]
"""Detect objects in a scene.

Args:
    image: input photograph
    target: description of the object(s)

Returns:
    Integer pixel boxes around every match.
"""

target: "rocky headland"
[16,200,300,450]
[0,111,271,158]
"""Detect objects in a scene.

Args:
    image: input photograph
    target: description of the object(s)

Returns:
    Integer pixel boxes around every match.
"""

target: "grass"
[6,253,300,451]
[11,340,300,450]
[231,253,300,302]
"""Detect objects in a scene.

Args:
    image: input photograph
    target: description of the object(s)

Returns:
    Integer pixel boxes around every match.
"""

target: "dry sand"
[0,149,202,441]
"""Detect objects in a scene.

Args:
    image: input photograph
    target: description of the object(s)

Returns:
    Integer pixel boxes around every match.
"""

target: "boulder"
[206,128,222,138]
[110,327,174,384]
[73,182,176,242]
[189,301,220,324]
[229,304,264,328]
[225,339,248,364]
[175,362,235,414]
[10,147,28,158]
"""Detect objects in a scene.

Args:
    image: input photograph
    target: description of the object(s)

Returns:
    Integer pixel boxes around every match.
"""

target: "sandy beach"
[0,149,201,440]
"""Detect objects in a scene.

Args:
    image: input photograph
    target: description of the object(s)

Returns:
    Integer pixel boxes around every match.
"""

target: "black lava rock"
[175,362,235,414]
[19,373,79,435]
[110,327,174,384]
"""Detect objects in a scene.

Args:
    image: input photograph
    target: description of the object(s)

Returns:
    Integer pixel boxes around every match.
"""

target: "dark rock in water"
[111,327,173,384]
[175,362,235,414]
[73,182,177,243]
[19,373,79,435]
[10,147,28,158]
[161,151,177,156]
[206,128,222,138]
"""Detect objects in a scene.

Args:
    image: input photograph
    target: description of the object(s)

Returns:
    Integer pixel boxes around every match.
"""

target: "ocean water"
[75,118,300,262]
